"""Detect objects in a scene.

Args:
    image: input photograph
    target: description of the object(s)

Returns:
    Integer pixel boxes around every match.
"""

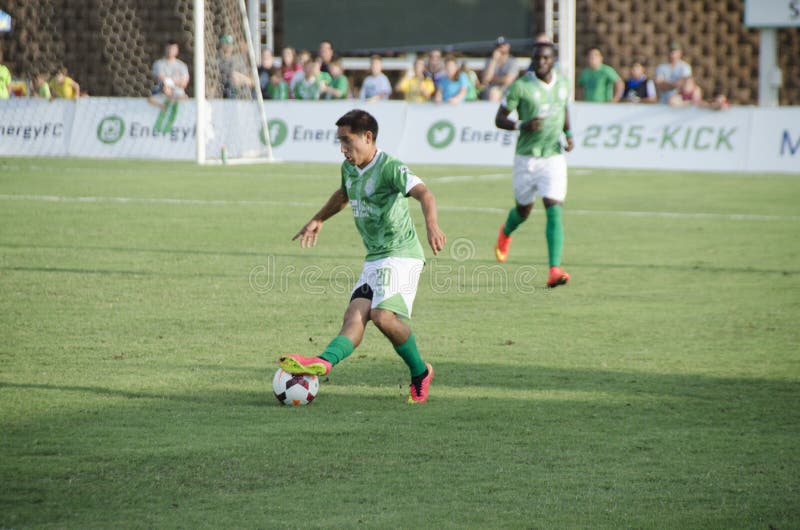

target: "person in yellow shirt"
[395,57,435,103]
[0,49,11,99]
[50,67,80,99]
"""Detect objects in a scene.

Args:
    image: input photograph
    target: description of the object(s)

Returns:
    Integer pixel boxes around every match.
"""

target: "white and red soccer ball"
[272,368,319,405]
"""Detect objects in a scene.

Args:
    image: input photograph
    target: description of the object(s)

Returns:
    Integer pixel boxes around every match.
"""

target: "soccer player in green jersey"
[279,109,447,404]
[493,41,575,288]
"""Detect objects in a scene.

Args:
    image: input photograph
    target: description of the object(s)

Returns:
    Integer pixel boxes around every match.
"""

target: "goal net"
[194,0,273,164]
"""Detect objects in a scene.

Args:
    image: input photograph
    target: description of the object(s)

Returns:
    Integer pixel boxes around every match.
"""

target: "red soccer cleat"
[495,226,512,263]
[408,363,434,404]
[278,354,332,376]
[547,266,570,288]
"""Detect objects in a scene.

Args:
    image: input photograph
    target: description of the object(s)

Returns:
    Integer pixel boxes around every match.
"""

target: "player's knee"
[517,204,533,218]
[369,308,395,331]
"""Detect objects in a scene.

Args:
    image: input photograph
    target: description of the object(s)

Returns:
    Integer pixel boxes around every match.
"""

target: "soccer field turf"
[1,157,798,528]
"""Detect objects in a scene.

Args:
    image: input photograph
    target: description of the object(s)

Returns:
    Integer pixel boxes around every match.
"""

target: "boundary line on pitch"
[0,194,798,222]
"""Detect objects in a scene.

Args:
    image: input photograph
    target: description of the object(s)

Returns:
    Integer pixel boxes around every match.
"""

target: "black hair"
[531,41,555,56]
[336,109,379,141]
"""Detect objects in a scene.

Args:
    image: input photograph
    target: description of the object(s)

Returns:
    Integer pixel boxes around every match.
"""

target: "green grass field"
[1,157,798,528]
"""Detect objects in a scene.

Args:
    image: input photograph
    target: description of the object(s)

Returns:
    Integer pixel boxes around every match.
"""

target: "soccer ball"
[272,368,319,406]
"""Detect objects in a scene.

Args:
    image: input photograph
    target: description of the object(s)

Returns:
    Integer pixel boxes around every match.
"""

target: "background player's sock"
[319,335,354,366]
[394,333,427,377]
[503,207,527,237]
[546,205,564,267]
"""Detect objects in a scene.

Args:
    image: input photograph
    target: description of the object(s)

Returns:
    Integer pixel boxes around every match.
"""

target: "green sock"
[319,335,354,366]
[503,207,526,237]
[393,332,427,378]
[545,205,564,267]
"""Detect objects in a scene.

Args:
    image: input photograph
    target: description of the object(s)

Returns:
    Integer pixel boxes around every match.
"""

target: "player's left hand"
[426,225,447,256]
[564,137,575,152]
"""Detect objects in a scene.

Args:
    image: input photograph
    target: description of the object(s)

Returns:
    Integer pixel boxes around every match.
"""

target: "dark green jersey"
[341,151,425,262]
[504,71,571,158]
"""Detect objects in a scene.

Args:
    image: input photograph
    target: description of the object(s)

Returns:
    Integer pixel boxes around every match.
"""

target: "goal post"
[193,0,273,164]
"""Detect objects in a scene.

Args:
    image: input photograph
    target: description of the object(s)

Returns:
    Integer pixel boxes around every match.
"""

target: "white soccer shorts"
[350,257,424,318]
[512,153,568,205]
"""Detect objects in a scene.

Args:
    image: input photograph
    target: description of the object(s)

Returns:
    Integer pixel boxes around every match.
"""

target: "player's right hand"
[292,219,323,248]
[520,118,543,132]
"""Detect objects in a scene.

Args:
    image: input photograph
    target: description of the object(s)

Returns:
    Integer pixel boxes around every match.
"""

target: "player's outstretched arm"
[292,188,348,248]
[563,107,575,152]
[408,183,446,256]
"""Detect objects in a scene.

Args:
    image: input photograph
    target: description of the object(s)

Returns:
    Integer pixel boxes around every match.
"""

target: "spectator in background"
[219,34,254,99]
[290,49,313,94]
[668,76,703,107]
[34,72,52,100]
[280,47,303,88]
[318,40,335,74]
[396,57,435,102]
[149,40,189,105]
[264,67,289,100]
[359,55,391,101]
[655,41,692,104]
[257,47,275,99]
[322,58,349,99]
[51,67,81,99]
[435,56,469,104]
[461,62,480,102]
[0,49,11,99]
[294,58,326,100]
[480,36,518,101]
[623,61,657,103]
[425,49,446,85]
[577,48,623,102]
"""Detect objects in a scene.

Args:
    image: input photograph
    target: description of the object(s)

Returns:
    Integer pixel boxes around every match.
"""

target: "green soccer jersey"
[341,150,425,262]
[504,71,570,158]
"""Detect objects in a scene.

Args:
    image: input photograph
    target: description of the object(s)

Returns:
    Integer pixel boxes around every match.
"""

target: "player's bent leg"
[278,299,370,375]
[543,198,569,288]
[496,202,533,263]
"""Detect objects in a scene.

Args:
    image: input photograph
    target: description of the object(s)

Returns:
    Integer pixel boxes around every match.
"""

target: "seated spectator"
[395,57,435,102]
[219,34,254,99]
[322,58,348,99]
[318,40,335,74]
[434,56,469,104]
[34,72,52,100]
[623,62,657,103]
[425,49,446,85]
[264,67,289,100]
[655,41,692,104]
[280,47,303,88]
[257,47,275,99]
[0,50,11,100]
[359,55,391,101]
[668,76,703,107]
[148,40,188,107]
[462,62,480,102]
[294,58,325,100]
[577,48,623,102]
[50,67,81,99]
[290,49,313,95]
[480,36,517,101]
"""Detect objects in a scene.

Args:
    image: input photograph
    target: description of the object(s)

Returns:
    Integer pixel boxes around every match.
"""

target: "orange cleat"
[494,226,512,263]
[547,266,570,288]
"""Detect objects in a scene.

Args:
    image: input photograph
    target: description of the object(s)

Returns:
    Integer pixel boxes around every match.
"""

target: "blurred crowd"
[0,35,728,110]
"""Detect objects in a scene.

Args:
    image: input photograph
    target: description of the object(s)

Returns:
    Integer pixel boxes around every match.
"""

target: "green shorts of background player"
[494,41,575,288]
[279,109,447,404]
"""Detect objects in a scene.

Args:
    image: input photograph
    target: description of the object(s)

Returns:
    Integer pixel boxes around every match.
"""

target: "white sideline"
[0,194,798,222]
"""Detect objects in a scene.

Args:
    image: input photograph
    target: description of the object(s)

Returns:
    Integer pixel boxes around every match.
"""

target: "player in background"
[493,42,574,288]
[280,109,447,404]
